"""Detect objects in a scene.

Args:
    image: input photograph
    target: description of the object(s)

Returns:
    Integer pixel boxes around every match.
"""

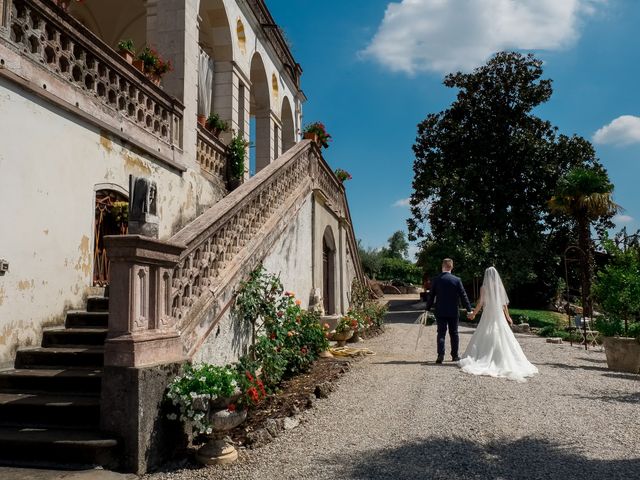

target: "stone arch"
[198,0,234,121]
[250,52,272,172]
[198,0,233,62]
[322,226,337,315]
[68,0,147,50]
[281,96,296,152]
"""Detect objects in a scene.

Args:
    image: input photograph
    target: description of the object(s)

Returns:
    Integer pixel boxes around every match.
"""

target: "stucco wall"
[0,78,225,367]
[193,193,314,365]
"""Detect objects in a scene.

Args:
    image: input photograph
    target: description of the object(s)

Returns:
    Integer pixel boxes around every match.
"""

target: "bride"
[458,267,538,382]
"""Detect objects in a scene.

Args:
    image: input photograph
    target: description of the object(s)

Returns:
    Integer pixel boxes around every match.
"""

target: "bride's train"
[458,311,538,382]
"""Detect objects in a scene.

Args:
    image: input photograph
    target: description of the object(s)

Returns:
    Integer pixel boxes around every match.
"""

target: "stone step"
[0,392,100,429]
[86,296,109,313]
[15,346,104,369]
[43,328,108,347]
[65,311,109,329]
[0,368,102,394]
[0,426,118,469]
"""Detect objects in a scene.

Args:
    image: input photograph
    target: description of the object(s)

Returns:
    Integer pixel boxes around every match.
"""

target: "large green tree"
[383,231,410,260]
[408,52,605,302]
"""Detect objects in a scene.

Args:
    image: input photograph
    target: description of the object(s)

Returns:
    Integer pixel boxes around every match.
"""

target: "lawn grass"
[509,309,566,329]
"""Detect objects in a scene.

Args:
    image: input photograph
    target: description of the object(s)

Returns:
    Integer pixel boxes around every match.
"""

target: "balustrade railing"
[169,141,313,325]
[196,125,227,180]
[1,0,183,147]
[105,140,363,367]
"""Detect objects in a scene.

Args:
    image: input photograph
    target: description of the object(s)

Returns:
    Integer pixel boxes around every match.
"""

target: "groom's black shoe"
[451,355,461,362]
[435,355,444,364]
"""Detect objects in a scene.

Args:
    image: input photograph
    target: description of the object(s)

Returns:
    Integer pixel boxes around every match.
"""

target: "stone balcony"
[0,0,185,170]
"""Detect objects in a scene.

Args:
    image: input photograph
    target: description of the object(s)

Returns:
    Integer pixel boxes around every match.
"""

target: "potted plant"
[165,363,265,465]
[206,113,230,137]
[333,316,356,347]
[136,47,173,85]
[117,39,135,64]
[302,122,331,149]
[334,168,352,183]
[226,134,249,191]
[593,238,640,374]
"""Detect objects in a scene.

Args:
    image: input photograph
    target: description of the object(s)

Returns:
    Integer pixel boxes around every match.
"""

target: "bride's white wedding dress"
[458,268,538,383]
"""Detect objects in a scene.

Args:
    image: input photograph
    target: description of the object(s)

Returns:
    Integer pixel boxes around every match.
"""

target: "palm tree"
[549,167,620,319]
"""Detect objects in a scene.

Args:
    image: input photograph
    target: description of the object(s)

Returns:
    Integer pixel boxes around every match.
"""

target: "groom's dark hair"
[442,258,453,270]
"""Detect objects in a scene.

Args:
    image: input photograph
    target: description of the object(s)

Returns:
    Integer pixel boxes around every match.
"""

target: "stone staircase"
[0,296,119,469]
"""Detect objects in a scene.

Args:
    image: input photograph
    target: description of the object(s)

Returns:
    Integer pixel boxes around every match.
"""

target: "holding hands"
[467,311,476,321]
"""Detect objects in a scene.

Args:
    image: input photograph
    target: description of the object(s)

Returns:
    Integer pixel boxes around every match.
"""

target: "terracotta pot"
[304,132,319,144]
[118,50,134,65]
[132,59,145,72]
[197,114,207,127]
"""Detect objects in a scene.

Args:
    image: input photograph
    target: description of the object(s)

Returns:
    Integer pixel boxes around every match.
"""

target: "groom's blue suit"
[425,271,473,359]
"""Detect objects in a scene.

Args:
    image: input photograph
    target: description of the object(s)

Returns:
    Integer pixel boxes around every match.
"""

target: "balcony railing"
[0,0,183,154]
[196,124,227,182]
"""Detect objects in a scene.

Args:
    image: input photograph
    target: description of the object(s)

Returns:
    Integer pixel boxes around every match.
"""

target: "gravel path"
[147,300,640,480]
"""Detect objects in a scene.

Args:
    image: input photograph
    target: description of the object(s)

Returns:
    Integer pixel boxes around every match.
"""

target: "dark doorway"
[322,227,336,314]
[93,189,128,286]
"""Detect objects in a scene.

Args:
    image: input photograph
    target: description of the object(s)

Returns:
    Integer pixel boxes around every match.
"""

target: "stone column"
[101,235,187,473]
[255,110,274,172]
[146,0,199,167]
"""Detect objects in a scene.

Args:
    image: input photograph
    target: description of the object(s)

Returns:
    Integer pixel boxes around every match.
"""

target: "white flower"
[206,427,212,435]
[190,391,198,399]
[166,413,177,421]
[199,376,207,382]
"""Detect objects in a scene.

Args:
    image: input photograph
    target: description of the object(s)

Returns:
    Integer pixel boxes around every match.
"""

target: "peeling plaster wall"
[0,78,225,367]
[193,194,314,365]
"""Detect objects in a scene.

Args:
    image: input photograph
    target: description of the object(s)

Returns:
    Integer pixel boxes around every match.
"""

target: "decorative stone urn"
[347,329,362,343]
[196,398,247,465]
[602,337,640,374]
[333,329,354,347]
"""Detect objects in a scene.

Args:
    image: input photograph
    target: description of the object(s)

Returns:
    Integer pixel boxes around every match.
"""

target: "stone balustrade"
[0,0,183,158]
[196,124,227,180]
[104,140,363,367]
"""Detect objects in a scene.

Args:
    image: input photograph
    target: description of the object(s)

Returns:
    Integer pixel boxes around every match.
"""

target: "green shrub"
[509,309,563,329]
[538,325,569,339]
[234,267,330,390]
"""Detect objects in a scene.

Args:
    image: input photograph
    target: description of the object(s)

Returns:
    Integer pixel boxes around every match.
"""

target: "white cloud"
[362,0,603,75]
[593,116,640,146]
[393,198,411,207]
[614,214,634,224]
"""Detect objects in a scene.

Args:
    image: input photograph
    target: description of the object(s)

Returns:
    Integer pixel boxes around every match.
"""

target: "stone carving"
[4,0,180,144]
[308,288,324,315]
[128,175,159,238]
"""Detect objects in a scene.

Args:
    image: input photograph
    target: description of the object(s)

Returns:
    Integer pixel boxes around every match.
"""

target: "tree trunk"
[577,216,593,319]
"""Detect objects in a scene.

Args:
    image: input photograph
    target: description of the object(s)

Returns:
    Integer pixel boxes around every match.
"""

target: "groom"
[424,258,473,363]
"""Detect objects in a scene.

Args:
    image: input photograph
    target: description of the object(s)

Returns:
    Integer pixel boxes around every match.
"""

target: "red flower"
[277,311,284,318]
[301,347,308,355]
[245,371,254,382]
[270,332,277,340]
[227,403,237,412]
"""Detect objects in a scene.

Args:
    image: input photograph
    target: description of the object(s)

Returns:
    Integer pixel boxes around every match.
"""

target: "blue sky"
[268,0,640,256]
